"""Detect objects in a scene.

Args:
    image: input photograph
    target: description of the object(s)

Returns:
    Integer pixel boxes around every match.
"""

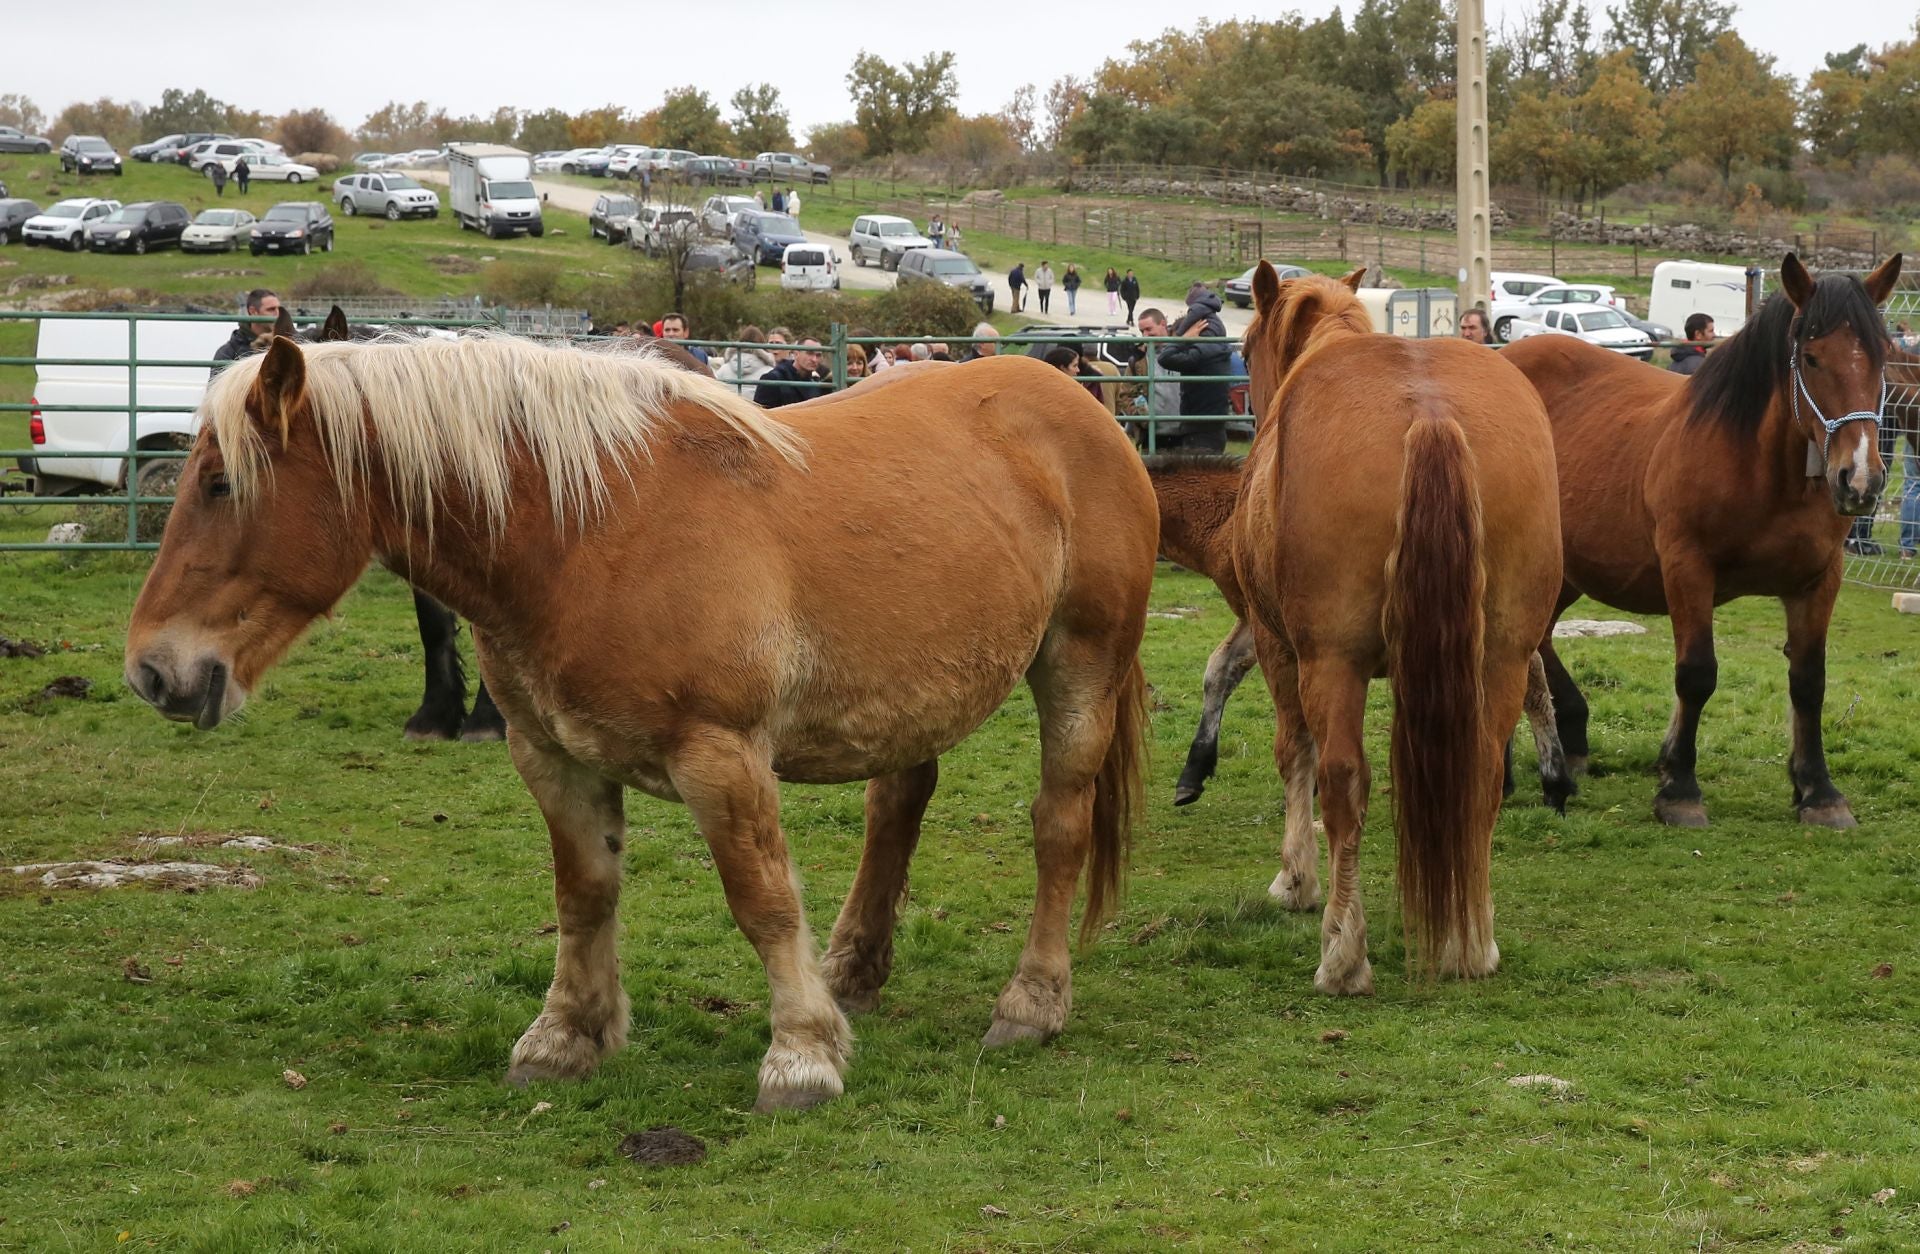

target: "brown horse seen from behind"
[1504,253,1902,828]
[123,336,1157,1111]
[1231,264,1563,993]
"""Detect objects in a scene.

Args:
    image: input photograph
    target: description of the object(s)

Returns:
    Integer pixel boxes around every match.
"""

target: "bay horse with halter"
[123,336,1156,1110]
[1503,253,1902,827]
[1231,263,1563,993]
[1144,452,1570,815]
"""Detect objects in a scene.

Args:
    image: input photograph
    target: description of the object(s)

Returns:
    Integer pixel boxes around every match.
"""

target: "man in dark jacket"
[1007,262,1027,312]
[1155,287,1230,452]
[754,337,825,408]
[234,155,251,195]
[209,288,281,376]
[1668,313,1714,375]
[1119,270,1141,325]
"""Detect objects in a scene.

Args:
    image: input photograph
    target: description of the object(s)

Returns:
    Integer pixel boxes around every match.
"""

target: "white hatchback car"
[1505,301,1654,359]
[22,198,121,251]
[181,207,257,252]
[780,242,840,291]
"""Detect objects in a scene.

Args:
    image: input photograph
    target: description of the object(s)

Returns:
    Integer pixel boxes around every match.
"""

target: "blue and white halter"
[1791,342,1888,477]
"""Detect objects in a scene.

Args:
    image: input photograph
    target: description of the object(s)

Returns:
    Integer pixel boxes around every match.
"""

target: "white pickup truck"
[19,316,234,497]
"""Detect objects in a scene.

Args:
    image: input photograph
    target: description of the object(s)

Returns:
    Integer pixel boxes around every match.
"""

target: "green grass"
[4,540,1920,1248]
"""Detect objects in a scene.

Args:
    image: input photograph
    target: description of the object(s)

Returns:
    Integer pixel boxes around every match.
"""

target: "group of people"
[207,156,252,197]
[1003,263,1144,324]
[1456,304,1719,380]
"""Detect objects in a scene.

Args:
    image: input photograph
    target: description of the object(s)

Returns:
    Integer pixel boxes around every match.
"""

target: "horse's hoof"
[1313,959,1375,997]
[403,724,456,742]
[1269,870,1320,912]
[1653,796,1710,828]
[831,985,882,1016]
[1798,801,1858,829]
[1172,784,1203,806]
[981,1018,1053,1049]
[458,723,506,743]
[754,1045,844,1112]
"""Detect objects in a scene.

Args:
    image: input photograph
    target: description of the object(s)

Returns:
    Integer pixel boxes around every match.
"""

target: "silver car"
[332,172,440,220]
[700,194,758,238]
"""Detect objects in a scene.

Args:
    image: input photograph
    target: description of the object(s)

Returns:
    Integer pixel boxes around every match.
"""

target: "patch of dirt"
[1553,619,1649,639]
[1592,968,1694,991]
[5,273,73,295]
[8,860,264,890]
[619,1126,707,1167]
[429,254,481,275]
[1507,1073,1574,1094]
[24,675,91,707]
[0,636,46,658]
[183,268,266,278]
[134,831,310,854]
[694,995,745,1017]
[1147,606,1201,620]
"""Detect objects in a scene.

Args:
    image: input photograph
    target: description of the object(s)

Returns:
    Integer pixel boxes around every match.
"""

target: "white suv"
[22,198,122,251]
[849,214,932,271]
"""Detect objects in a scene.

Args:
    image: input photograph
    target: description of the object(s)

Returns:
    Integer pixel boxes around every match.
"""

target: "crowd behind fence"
[2,307,1916,595]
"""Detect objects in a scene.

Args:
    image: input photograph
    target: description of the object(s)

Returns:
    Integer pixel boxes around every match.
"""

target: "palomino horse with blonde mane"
[1231,263,1563,993]
[1504,253,1902,828]
[123,335,1156,1111]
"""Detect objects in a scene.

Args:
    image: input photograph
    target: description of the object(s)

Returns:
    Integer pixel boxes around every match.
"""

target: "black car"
[895,247,995,313]
[682,244,756,287]
[589,193,640,244]
[168,132,232,163]
[0,198,41,244]
[60,136,124,176]
[87,201,190,254]
[682,156,751,187]
[251,202,336,255]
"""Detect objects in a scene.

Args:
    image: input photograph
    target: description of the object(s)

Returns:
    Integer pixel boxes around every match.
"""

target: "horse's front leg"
[1654,550,1717,828]
[1785,562,1857,828]
[504,732,631,1085]
[1173,617,1257,806]
[404,590,467,741]
[671,729,851,1111]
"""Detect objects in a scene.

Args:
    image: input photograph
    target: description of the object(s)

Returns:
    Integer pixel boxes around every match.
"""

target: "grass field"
[5,522,1920,1249]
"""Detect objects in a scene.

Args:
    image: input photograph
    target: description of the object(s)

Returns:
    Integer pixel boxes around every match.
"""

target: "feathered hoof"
[1269,869,1321,912]
[754,1044,845,1113]
[1314,957,1375,997]
[1798,800,1858,829]
[1653,796,1709,828]
[981,1017,1053,1049]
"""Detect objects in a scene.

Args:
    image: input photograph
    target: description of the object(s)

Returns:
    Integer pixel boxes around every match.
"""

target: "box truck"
[446,144,543,239]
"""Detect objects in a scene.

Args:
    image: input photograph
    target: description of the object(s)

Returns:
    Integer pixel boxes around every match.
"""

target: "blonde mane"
[202,333,807,539]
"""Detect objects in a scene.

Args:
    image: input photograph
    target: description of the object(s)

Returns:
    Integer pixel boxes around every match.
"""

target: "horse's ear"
[249,336,307,445]
[1340,267,1367,292]
[1780,253,1815,307]
[1251,260,1284,314]
[271,306,295,339]
[320,305,350,342]
[1864,253,1904,306]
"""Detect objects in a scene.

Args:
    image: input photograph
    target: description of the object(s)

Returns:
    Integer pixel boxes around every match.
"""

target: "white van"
[781,242,840,292]
[1649,260,1754,336]
[21,316,233,495]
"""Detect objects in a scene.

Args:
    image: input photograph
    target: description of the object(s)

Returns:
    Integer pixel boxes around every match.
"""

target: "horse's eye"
[1805,352,1820,370]
[208,476,231,499]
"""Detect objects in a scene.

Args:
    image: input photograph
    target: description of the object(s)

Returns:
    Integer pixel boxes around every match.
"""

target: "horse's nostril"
[139,662,166,704]
[1837,466,1853,489]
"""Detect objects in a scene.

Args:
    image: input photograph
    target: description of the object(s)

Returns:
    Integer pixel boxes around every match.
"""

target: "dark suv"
[895,248,994,313]
[589,193,640,244]
[250,201,336,255]
[60,136,124,176]
[86,201,190,254]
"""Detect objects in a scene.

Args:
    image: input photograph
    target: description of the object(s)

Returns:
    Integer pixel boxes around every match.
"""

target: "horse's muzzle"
[127,649,235,730]
[1831,464,1886,517]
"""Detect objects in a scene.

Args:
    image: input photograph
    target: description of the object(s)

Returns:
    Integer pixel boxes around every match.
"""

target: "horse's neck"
[1756,392,1822,496]
[1153,469,1241,580]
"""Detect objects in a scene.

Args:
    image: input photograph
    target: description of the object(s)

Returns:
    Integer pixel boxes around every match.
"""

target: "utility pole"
[1456,0,1491,315]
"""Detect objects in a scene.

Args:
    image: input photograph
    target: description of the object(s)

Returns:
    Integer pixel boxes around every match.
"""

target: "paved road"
[413,169,1252,334]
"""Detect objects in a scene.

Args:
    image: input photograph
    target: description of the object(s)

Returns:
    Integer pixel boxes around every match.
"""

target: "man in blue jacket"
[1155,286,1231,452]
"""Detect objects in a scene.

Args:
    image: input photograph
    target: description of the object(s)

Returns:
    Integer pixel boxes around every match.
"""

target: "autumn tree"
[999,84,1037,153]
[729,84,793,154]
[926,115,1021,167]
[517,108,574,154]
[141,88,233,137]
[1557,49,1665,207]
[1856,28,1920,163]
[1603,0,1734,95]
[275,108,350,157]
[804,122,869,169]
[53,98,146,150]
[1041,76,1086,152]
[0,93,46,135]
[567,103,639,148]
[1664,32,1797,189]
[653,89,729,152]
[845,50,958,155]
[1802,46,1869,165]
[1385,96,1455,185]
[358,101,440,151]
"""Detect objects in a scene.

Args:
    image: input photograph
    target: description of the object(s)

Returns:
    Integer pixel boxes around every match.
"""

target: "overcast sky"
[10,0,1916,138]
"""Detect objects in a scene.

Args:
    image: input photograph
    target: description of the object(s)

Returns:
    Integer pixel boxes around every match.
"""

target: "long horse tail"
[1083,653,1148,947]
[1382,406,1493,975]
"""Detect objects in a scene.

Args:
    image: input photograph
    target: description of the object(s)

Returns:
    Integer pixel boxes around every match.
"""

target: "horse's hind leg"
[1174,618,1256,806]
[984,636,1123,1048]
[460,675,508,742]
[1253,624,1319,910]
[671,729,851,1111]
[1538,632,1590,776]
[504,734,631,1086]
[822,759,939,1014]
[404,590,467,741]
[1299,659,1373,996]
[1525,651,1574,814]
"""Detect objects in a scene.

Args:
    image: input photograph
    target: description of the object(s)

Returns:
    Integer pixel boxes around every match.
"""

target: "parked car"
[333,172,440,219]
[209,152,319,184]
[629,205,698,256]
[1486,269,1562,340]
[682,156,751,186]
[0,199,41,244]
[545,148,601,175]
[22,198,121,250]
[700,194,758,238]
[0,126,53,154]
[848,214,932,271]
[131,134,187,162]
[181,208,258,253]
[781,242,839,291]
[60,136,124,176]
[352,152,389,168]
[1524,281,1627,312]
[752,152,831,184]
[1621,310,1674,344]
[1223,262,1311,308]
[589,193,642,244]
[732,210,807,266]
[189,140,269,172]
[250,201,336,255]
[87,201,191,254]
[573,148,614,177]
[1505,301,1654,359]
[895,247,994,312]
[161,132,232,163]
[531,149,575,173]
[646,149,698,174]
[680,243,757,287]
[609,147,658,179]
